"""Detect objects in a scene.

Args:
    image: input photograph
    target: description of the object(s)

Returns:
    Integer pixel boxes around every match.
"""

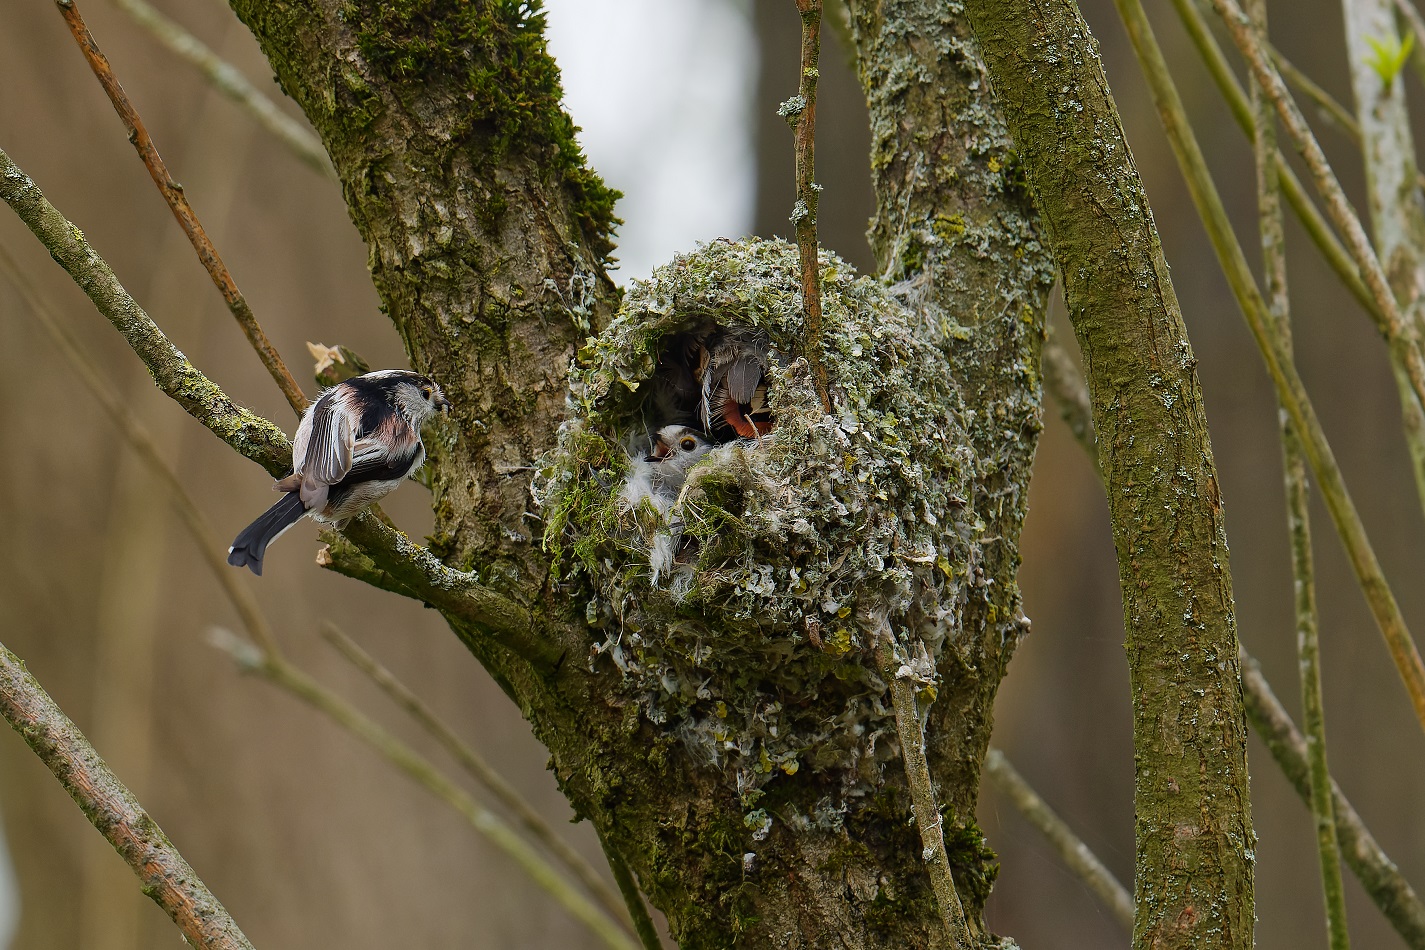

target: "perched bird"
[697,328,772,441]
[227,369,452,575]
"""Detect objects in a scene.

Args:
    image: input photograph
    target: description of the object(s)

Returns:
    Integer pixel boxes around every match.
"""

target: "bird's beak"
[646,439,672,463]
[436,394,453,414]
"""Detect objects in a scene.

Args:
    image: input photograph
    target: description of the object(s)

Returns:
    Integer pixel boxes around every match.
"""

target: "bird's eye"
[680,437,696,451]
[422,387,433,399]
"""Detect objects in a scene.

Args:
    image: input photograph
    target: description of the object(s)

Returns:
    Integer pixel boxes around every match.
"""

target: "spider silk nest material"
[537,238,978,809]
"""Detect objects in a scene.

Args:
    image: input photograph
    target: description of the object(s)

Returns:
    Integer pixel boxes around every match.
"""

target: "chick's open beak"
[435,393,453,414]
[645,439,673,463]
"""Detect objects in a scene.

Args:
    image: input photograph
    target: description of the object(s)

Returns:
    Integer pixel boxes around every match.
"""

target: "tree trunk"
[960,1,1256,947]
[224,1,1046,945]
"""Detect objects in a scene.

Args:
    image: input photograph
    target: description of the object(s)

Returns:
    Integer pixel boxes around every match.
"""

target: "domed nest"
[537,238,977,805]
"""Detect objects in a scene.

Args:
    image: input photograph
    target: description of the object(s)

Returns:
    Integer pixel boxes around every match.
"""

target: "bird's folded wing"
[300,390,357,487]
[340,431,422,485]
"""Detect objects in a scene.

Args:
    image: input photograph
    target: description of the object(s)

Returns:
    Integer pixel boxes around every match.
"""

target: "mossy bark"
[227,1,1049,945]
[961,1,1255,947]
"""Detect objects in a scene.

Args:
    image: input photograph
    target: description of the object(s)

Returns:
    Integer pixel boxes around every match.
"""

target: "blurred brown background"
[0,1,1421,947]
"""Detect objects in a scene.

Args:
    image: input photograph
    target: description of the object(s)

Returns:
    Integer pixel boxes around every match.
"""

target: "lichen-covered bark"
[844,0,1055,815]
[960,1,1255,947]
[226,1,1049,945]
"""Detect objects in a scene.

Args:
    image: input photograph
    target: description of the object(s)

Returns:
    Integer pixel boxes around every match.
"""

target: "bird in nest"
[649,327,773,443]
[621,425,714,587]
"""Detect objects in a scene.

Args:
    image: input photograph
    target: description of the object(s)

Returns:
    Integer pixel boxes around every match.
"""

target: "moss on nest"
[537,238,977,805]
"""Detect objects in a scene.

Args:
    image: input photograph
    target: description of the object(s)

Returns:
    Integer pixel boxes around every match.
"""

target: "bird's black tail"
[227,492,306,576]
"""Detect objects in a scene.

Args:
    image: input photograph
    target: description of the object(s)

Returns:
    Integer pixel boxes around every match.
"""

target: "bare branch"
[877,625,973,946]
[982,749,1134,933]
[0,148,556,672]
[1170,0,1379,318]
[109,0,336,182]
[54,0,307,415]
[1041,324,1099,470]
[786,0,832,414]
[1240,650,1425,947]
[1211,0,1425,442]
[0,145,290,474]
[1114,0,1425,737]
[0,640,256,950]
[319,623,627,927]
[1249,1,1350,943]
[209,633,638,950]
[1036,262,1425,949]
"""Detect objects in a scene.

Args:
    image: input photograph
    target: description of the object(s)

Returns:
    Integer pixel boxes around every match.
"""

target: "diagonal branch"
[110,0,336,182]
[0,145,557,672]
[0,640,256,950]
[1113,0,1425,737]
[1211,0,1425,424]
[1039,281,1425,949]
[982,749,1134,933]
[318,622,631,931]
[55,0,307,415]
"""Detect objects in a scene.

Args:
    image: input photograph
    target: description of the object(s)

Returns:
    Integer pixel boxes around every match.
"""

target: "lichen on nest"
[536,238,979,808]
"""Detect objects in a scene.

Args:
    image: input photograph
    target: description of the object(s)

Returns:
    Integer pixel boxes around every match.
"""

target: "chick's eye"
[680,438,696,451]
[422,387,433,398]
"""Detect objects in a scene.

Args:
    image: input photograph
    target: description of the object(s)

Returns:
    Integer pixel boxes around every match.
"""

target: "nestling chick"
[620,425,713,588]
[227,369,452,575]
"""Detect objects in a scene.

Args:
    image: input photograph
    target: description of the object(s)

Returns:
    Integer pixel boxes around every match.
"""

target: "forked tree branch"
[0,146,557,672]
[55,0,308,415]
[0,640,256,950]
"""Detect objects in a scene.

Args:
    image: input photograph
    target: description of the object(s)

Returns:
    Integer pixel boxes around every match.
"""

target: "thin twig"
[1115,0,1425,737]
[1248,2,1350,944]
[597,829,665,950]
[981,749,1134,933]
[1211,0,1425,442]
[787,0,832,414]
[0,640,256,950]
[1395,0,1425,89]
[876,624,973,946]
[1171,0,1380,320]
[1036,270,1425,949]
[54,0,308,415]
[109,0,336,181]
[1240,650,1425,947]
[210,634,638,950]
[1271,45,1361,140]
[0,258,635,947]
[0,146,558,670]
[1041,324,1100,472]
[0,145,290,473]
[318,622,634,930]
[0,241,280,660]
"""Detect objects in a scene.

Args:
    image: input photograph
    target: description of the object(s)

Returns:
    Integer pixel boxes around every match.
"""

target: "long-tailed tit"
[697,328,771,441]
[227,369,452,575]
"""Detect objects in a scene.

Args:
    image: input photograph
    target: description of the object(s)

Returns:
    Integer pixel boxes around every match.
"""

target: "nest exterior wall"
[540,239,989,827]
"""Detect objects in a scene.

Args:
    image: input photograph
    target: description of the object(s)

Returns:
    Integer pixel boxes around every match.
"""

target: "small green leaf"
[1365,31,1415,90]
